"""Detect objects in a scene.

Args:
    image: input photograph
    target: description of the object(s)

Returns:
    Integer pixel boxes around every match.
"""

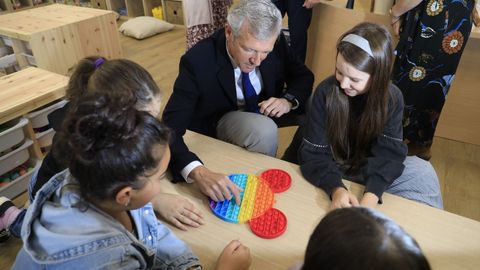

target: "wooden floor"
[1,19,480,269]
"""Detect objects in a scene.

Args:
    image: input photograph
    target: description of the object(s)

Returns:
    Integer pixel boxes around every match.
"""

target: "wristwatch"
[283,93,299,110]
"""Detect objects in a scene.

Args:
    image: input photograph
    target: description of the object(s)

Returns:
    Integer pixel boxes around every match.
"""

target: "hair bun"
[66,93,141,158]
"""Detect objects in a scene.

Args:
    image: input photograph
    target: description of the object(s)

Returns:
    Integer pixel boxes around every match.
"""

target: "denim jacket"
[12,169,201,270]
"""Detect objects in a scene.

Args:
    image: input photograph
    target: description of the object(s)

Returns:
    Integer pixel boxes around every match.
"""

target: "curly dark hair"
[59,93,170,200]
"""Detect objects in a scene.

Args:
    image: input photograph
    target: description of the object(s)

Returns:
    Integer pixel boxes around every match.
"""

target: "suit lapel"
[214,30,237,107]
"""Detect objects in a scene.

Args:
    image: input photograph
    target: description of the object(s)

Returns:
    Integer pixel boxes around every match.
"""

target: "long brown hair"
[66,56,160,111]
[326,22,393,169]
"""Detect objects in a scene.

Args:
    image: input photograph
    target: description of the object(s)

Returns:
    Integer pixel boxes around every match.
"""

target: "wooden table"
[0,4,122,75]
[161,131,480,270]
[0,67,67,198]
[0,67,68,124]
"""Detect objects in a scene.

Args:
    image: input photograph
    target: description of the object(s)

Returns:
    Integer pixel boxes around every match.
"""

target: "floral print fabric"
[392,0,474,146]
[185,0,231,50]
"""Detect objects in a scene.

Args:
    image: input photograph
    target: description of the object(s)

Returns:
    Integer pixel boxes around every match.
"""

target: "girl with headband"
[297,22,443,210]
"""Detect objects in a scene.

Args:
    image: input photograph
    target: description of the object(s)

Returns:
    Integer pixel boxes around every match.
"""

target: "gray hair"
[227,0,282,40]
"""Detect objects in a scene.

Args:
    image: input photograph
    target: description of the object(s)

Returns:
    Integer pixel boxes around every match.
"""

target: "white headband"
[341,34,373,57]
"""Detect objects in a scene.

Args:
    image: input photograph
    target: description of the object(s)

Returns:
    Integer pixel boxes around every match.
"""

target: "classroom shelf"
[106,0,163,17]
[0,67,68,198]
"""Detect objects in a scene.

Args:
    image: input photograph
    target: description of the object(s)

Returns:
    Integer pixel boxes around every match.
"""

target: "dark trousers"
[272,0,312,63]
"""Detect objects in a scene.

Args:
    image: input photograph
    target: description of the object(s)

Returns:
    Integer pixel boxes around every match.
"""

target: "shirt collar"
[225,38,239,69]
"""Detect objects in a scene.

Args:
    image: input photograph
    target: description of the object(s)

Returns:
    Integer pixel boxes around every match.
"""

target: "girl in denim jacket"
[12,93,251,269]
[1,57,205,241]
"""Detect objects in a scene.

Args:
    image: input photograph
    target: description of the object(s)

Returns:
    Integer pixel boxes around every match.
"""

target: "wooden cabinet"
[0,67,68,198]
[106,0,162,17]
[162,0,183,25]
[0,4,123,76]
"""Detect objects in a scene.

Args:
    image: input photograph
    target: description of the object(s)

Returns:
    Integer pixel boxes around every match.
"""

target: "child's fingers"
[179,210,204,227]
[237,243,250,254]
[225,240,243,253]
[183,200,205,219]
[170,216,188,231]
[177,213,201,228]
[349,195,360,206]
[184,207,205,224]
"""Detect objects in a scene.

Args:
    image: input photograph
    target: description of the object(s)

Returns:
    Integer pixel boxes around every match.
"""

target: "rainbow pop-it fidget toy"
[249,208,287,239]
[209,173,274,223]
[260,169,291,193]
[209,169,292,239]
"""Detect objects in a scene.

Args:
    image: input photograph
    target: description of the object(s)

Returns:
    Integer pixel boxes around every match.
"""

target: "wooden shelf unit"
[161,0,183,25]
[0,4,123,76]
[106,0,162,17]
[0,67,68,198]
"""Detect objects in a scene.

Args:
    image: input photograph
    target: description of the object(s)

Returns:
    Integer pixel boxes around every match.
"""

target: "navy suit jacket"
[163,28,314,181]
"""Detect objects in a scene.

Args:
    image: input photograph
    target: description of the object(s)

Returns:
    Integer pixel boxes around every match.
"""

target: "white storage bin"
[0,118,28,154]
[22,53,37,66]
[0,139,33,176]
[36,128,55,148]
[0,53,17,68]
[0,159,40,198]
[22,41,32,54]
[25,99,68,130]
[0,46,10,58]
[0,36,13,47]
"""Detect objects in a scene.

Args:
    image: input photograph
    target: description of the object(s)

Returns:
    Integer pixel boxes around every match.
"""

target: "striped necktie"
[241,72,259,113]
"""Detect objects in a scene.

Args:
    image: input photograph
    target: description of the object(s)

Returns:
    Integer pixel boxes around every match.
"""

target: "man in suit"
[272,0,313,63]
[163,0,314,204]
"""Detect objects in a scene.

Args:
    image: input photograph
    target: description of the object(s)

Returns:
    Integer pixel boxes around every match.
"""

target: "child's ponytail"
[65,56,105,103]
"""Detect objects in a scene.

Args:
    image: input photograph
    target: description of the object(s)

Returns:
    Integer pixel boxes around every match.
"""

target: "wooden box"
[0,4,123,75]
[91,0,107,9]
[106,0,162,17]
[162,0,183,25]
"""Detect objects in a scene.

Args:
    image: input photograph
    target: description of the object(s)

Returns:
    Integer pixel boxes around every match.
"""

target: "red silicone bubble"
[248,208,287,239]
[260,169,292,193]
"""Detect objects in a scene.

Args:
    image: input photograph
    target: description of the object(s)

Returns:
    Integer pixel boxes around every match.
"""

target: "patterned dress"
[186,0,232,50]
[392,0,474,147]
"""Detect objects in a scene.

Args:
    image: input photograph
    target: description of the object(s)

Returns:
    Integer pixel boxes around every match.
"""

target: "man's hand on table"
[189,166,242,205]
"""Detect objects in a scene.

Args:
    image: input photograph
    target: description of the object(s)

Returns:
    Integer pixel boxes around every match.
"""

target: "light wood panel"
[0,67,68,123]
[430,137,480,220]
[435,36,480,145]
[305,2,392,87]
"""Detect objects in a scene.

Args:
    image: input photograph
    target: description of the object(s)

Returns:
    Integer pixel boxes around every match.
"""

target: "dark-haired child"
[0,57,203,240]
[290,207,431,270]
[12,93,251,269]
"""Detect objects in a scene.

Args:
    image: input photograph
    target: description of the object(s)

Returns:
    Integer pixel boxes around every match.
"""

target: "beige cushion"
[119,16,174,40]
